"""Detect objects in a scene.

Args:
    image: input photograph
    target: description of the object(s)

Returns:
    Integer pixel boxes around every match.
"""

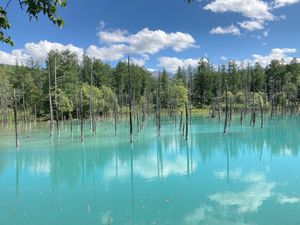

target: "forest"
[1,50,300,142]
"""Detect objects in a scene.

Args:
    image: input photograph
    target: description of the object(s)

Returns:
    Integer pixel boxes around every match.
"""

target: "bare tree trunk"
[240,109,243,125]
[69,112,73,136]
[4,92,9,127]
[48,64,55,137]
[13,89,19,147]
[34,104,37,124]
[185,102,188,141]
[136,107,140,133]
[188,68,192,126]
[258,95,264,128]
[179,111,183,131]
[80,89,84,142]
[156,73,161,137]
[54,56,60,135]
[224,90,228,133]
[128,57,133,143]
[89,59,95,134]
[114,101,117,136]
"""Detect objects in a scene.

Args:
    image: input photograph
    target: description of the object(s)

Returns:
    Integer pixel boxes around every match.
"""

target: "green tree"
[1,0,67,45]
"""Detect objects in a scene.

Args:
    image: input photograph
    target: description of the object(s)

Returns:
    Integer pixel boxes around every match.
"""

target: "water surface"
[0,116,300,225]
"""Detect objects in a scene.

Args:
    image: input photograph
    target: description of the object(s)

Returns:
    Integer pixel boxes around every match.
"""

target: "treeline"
[1,50,300,130]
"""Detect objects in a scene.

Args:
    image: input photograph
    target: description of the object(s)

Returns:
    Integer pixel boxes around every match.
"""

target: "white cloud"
[158,57,200,73]
[204,0,274,21]
[0,40,84,65]
[103,149,197,180]
[184,206,214,225]
[274,0,300,8]
[238,20,264,31]
[25,40,84,62]
[214,169,242,180]
[210,172,275,213]
[210,25,240,35]
[98,20,106,30]
[88,28,197,62]
[252,48,298,67]
[0,49,29,65]
[277,194,300,204]
[86,44,130,61]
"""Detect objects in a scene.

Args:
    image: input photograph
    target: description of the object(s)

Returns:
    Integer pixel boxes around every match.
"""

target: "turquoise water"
[0,116,300,225]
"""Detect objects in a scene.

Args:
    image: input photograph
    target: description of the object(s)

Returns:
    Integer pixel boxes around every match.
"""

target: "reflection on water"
[0,116,300,225]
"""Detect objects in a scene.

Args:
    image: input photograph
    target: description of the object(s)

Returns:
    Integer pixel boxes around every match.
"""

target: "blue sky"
[1,0,300,72]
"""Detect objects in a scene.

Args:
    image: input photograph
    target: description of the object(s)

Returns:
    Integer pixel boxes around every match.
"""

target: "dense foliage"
[1,50,300,124]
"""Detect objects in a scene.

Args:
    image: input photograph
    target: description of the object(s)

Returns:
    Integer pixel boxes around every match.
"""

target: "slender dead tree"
[80,88,84,142]
[89,58,96,134]
[13,89,19,147]
[48,65,54,137]
[258,94,264,128]
[224,89,229,133]
[179,111,183,131]
[54,55,60,135]
[113,99,118,136]
[185,102,189,141]
[188,67,193,126]
[128,56,133,143]
[156,73,161,136]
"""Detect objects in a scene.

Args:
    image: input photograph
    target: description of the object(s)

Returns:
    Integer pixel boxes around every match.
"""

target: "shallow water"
[0,116,300,225]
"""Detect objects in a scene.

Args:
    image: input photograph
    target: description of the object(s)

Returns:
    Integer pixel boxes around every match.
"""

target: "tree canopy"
[0,0,66,46]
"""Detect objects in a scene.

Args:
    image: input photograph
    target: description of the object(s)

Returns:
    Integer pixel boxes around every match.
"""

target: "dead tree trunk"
[54,56,60,135]
[185,102,188,141]
[258,95,264,128]
[224,90,228,133]
[156,73,161,137]
[48,66,54,137]
[179,111,183,131]
[114,101,117,136]
[80,88,84,142]
[128,57,133,143]
[13,89,19,147]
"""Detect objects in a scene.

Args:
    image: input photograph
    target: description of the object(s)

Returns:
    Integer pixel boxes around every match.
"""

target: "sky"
[1,0,300,72]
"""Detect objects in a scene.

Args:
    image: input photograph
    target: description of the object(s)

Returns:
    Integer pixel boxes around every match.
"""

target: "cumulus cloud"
[238,20,265,31]
[210,25,241,35]
[87,28,197,62]
[0,49,29,65]
[86,44,129,62]
[203,0,298,33]
[274,0,300,8]
[204,0,274,21]
[0,40,84,65]
[158,57,200,73]
[252,48,298,67]
[210,172,275,213]
[0,28,197,66]
[25,40,84,62]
